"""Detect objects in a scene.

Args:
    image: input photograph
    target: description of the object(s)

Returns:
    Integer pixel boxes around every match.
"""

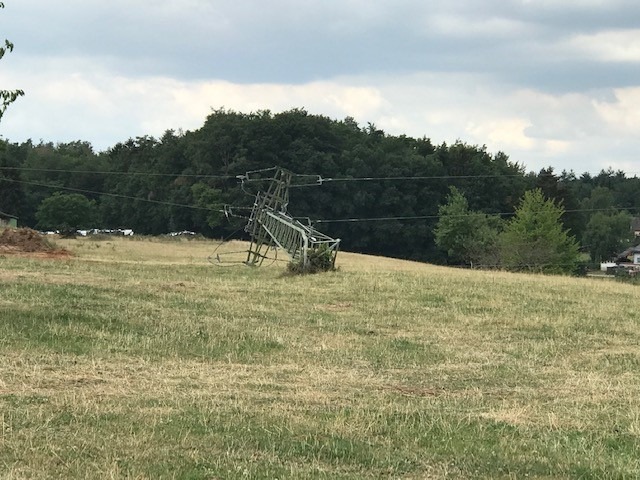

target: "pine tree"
[434,187,502,266]
[499,189,580,274]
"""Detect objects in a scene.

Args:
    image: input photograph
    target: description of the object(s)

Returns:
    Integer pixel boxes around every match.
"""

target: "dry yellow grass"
[1,235,639,478]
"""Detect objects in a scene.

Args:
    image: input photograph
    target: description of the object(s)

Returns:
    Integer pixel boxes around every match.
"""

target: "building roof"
[616,245,640,262]
[632,217,640,231]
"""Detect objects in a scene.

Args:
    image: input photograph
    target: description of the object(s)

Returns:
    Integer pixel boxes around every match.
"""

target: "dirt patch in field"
[0,228,71,258]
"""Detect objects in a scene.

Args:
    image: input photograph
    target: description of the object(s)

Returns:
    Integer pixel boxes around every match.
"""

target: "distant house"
[632,217,640,238]
[0,211,18,229]
[615,245,640,266]
[603,245,640,275]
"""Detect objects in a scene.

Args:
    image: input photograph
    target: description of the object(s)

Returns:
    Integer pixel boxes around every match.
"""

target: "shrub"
[287,244,336,275]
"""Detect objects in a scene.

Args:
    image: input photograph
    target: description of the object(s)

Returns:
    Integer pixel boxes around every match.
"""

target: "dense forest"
[1,108,639,265]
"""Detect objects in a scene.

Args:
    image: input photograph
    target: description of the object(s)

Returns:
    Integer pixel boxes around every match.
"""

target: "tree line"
[1,108,638,270]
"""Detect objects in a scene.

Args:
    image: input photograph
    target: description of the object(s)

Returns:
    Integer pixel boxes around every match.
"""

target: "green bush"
[287,245,336,275]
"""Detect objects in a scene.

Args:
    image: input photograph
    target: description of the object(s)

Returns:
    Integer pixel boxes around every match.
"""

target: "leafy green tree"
[583,211,633,262]
[190,182,224,230]
[0,139,27,216]
[35,192,98,231]
[581,186,616,214]
[434,187,502,266]
[8,105,640,265]
[499,189,580,274]
[0,2,24,122]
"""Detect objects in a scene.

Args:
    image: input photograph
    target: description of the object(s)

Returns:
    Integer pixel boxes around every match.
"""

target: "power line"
[5,177,638,224]
[292,171,640,186]
[313,206,640,224]
[286,174,526,187]
[0,166,237,179]
[315,215,437,224]
[4,168,639,225]
[5,165,639,182]
[3,178,231,213]
[321,174,531,183]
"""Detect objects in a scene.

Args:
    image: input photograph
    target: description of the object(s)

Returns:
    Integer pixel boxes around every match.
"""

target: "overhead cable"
[1,166,236,179]
[313,206,640,224]
[3,178,230,213]
[5,165,638,182]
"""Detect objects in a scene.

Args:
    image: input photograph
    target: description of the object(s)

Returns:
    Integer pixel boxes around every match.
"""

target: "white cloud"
[567,29,640,62]
[2,58,639,176]
[425,13,534,38]
[594,87,640,132]
[0,61,388,149]
[1,0,640,177]
[339,73,636,173]
[512,90,604,141]
[466,118,535,151]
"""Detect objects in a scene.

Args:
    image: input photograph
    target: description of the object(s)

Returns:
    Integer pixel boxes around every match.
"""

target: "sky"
[1,0,639,175]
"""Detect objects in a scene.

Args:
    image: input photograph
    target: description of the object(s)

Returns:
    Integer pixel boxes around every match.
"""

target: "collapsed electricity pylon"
[243,167,340,269]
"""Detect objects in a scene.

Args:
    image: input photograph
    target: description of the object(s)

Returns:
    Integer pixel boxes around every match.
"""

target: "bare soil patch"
[0,228,71,258]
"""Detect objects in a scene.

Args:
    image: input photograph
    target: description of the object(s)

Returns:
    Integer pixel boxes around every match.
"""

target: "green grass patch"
[1,237,640,478]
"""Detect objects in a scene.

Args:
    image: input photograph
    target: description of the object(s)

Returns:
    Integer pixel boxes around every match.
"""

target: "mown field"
[1,236,640,479]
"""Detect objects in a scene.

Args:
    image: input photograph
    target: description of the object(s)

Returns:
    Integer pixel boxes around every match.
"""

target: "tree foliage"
[35,192,98,231]
[499,189,581,274]
[434,187,502,266]
[0,2,24,122]
[583,211,633,262]
[0,108,638,269]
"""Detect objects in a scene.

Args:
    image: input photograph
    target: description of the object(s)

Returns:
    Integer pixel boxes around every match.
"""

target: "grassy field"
[1,236,640,479]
